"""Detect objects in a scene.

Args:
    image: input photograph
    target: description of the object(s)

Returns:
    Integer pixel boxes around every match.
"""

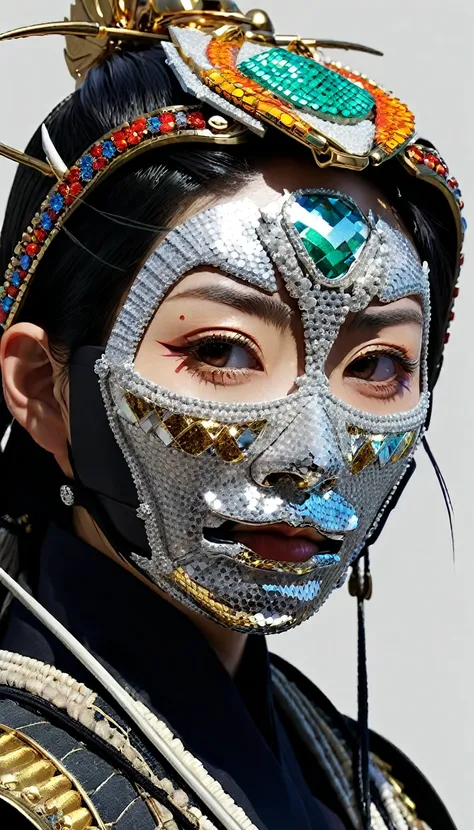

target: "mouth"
[203,520,342,567]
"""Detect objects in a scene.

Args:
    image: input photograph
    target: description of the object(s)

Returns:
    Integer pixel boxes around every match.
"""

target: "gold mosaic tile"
[122,392,267,463]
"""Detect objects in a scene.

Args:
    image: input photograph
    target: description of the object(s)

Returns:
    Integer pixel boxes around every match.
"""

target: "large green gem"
[288,193,369,280]
[239,48,374,123]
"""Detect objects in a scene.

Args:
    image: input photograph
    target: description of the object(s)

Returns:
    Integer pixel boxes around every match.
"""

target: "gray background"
[0,2,472,827]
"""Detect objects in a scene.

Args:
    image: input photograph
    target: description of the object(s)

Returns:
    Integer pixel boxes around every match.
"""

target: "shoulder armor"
[0,696,179,829]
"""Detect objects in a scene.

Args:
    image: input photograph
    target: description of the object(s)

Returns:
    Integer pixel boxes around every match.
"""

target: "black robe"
[0,526,457,830]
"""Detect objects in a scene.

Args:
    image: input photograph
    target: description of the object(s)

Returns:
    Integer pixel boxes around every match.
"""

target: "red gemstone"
[7,286,18,298]
[160,111,175,124]
[48,210,57,220]
[187,112,206,129]
[124,127,142,145]
[159,122,176,134]
[449,311,455,321]
[64,195,75,206]
[66,167,81,183]
[34,229,47,243]
[69,182,83,196]
[90,144,103,157]
[409,147,423,161]
[25,243,40,256]
[58,183,69,196]
[17,270,27,280]
[436,164,446,176]
[460,254,465,266]
[444,332,450,344]
[454,286,460,297]
[131,117,147,132]
[112,131,128,152]
[0,309,8,324]
[459,199,465,210]
[92,157,108,170]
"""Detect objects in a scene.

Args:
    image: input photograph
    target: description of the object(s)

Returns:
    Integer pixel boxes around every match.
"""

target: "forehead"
[192,155,409,242]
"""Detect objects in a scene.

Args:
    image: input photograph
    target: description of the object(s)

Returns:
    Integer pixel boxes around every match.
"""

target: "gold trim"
[0,723,105,830]
[0,143,55,178]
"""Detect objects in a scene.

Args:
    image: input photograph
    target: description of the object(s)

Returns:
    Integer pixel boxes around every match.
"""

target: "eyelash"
[160,330,264,387]
[344,345,419,401]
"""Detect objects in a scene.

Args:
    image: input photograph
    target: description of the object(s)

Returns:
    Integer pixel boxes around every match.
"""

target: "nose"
[251,397,343,492]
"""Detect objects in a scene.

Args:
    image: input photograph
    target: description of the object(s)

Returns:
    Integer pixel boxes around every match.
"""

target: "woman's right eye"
[191,338,261,369]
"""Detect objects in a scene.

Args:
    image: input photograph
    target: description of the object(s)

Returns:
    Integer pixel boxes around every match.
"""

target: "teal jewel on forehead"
[287,193,370,280]
[238,48,375,124]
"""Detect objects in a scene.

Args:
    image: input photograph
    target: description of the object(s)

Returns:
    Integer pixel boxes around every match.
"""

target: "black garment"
[1,525,344,830]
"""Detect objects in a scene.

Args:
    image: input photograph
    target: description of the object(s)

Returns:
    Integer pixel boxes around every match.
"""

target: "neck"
[72,506,248,677]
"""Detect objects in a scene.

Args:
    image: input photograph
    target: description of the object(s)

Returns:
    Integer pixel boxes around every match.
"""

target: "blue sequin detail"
[50,194,64,212]
[40,214,53,230]
[102,141,116,159]
[263,581,320,601]
[12,273,21,288]
[293,490,358,534]
[20,255,31,270]
[2,296,14,311]
[147,117,160,134]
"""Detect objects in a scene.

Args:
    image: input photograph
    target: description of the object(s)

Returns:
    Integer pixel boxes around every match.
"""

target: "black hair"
[0,46,455,579]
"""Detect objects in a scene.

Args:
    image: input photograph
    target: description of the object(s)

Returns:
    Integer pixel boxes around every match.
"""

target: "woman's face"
[136,165,422,413]
[77,156,430,632]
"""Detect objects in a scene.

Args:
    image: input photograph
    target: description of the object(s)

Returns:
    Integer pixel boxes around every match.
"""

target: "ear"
[0,323,70,471]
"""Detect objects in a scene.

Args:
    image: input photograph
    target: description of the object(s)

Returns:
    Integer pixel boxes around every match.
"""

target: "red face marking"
[179,315,185,321]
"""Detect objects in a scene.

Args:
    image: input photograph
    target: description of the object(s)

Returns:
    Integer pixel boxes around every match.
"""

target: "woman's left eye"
[343,348,418,400]
[346,354,398,382]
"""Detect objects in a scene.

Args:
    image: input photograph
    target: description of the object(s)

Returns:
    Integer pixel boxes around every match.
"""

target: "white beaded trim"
[0,650,256,830]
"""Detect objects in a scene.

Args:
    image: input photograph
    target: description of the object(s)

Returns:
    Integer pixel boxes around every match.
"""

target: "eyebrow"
[348,305,424,334]
[168,284,293,331]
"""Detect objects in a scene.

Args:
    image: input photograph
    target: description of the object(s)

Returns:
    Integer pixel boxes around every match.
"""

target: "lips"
[205,521,341,564]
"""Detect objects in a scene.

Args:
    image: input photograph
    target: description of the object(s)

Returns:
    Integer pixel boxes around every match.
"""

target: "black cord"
[350,548,372,829]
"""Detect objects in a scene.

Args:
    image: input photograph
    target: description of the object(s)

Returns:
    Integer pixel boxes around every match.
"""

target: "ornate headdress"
[0,0,465,356]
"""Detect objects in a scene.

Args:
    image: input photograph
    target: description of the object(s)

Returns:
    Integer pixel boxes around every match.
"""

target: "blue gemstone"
[175,111,187,128]
[80,155,94,181]
[2,296,14,311]
[462,216,467,231]
[94,711,105,721]
[147,117,160,134]
[40,214,53,230]
[50,194,64,212]
[12,273,21,287]
[101,140,116,159]
[20,255,31,270]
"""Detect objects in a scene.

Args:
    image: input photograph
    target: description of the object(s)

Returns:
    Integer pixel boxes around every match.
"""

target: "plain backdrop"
[0,2,472,828]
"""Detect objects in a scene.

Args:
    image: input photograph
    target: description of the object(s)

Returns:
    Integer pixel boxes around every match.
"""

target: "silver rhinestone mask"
[98,189,430,632]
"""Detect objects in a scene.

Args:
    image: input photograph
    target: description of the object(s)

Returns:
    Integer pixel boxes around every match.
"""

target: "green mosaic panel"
[239,48,375,124]
[288,193,369,279]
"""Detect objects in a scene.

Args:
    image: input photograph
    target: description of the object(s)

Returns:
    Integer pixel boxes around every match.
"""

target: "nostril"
[263,472,304,488]
[262,467,327,490]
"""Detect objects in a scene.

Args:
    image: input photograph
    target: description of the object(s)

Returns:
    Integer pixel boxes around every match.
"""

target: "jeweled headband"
[0,0,466,364]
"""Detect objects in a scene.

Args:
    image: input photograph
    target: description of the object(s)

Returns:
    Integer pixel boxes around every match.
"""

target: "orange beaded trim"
[327,62,415,158]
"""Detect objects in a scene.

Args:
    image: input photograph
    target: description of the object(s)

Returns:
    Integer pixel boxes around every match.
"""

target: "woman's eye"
[192,340,260,370]
[346,354,397,382]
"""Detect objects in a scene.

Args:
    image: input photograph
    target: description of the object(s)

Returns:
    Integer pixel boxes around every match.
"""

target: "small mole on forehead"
[179,315,185,321]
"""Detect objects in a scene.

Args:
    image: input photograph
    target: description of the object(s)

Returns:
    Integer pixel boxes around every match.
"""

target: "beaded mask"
[96,188,430,632]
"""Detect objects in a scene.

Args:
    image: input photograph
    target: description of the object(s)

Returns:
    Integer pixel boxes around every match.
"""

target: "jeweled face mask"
[97,188,430,633]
